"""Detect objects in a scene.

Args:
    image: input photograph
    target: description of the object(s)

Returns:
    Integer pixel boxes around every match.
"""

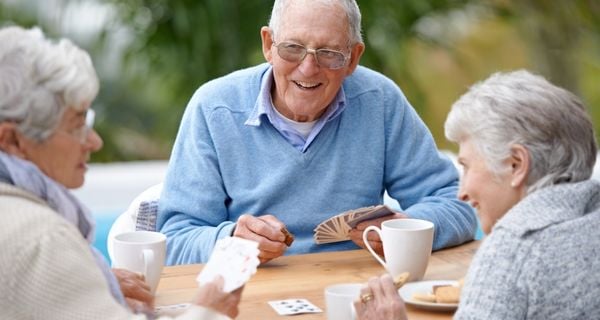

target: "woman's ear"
[0,122,26,158]
[509,144,530,188]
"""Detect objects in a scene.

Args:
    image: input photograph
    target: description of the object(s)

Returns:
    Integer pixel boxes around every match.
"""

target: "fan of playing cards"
[313,205,395,244]
[196,237,260,292]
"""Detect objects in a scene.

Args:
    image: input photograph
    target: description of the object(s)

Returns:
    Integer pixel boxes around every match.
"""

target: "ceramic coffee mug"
[362,218,434,281]
[324,283,362,320]
[112,230,166,293]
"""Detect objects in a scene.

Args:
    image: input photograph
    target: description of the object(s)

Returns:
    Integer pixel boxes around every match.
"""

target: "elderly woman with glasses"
[353,70,600,320]
[0,25,242,320]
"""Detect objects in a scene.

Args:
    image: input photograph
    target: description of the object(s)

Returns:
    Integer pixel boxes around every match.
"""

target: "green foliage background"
[1,0,599,162]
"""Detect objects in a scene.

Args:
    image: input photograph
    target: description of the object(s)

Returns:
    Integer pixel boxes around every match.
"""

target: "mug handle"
[142,249,155,284]
[362,226,387,269]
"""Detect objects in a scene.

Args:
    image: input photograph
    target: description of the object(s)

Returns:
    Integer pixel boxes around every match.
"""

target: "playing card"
[268,299,323,316]
[346,205,395,228]
[196,237,260,292]
[313,205,396,244]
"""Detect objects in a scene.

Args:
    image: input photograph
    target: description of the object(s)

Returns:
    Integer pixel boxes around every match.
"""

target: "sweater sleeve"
[3,211,138,319]
[383,89,477,250]
[157,89,237,265]
[2,206,230,320]
[166,305,231,320]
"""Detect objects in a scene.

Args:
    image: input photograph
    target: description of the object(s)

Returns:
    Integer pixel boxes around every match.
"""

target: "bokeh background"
[2,0,598,162]
[2,0,599,261]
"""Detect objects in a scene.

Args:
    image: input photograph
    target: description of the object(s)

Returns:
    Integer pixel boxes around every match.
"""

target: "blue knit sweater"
[158,63,476,265]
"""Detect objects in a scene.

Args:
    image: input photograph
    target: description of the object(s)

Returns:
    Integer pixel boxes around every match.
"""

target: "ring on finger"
[360,292,374,303]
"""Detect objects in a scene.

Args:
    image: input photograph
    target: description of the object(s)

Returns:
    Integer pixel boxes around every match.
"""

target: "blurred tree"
[0,0,598,161]
[98,0,474,160]
[94,0,275,160]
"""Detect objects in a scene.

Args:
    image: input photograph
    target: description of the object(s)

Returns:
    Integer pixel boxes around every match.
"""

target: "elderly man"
[159,0,477,265]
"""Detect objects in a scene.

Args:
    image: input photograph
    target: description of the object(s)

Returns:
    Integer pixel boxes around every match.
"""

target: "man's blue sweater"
[158,63,476,264]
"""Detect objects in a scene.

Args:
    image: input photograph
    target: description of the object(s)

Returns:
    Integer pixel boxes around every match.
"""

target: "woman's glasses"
[70,109,95,143]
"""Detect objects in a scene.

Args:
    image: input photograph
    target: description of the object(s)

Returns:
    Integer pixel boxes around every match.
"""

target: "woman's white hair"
[445,70,597,193]
[268,0,363,45]
[0,26,99,141]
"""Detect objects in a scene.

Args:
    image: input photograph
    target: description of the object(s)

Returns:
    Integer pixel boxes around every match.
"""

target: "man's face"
[261,1,364,122]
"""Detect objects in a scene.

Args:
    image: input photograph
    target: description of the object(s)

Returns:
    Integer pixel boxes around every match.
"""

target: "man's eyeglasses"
[70,109,95,143]
[273,41,349,70]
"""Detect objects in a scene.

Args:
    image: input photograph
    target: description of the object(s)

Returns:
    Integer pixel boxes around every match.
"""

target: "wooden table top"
[156,240,480,319]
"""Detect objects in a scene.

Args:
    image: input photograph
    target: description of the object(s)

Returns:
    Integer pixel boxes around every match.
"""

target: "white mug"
[324,283,361,320]
[112,231,166,293]
[362,218,434,281]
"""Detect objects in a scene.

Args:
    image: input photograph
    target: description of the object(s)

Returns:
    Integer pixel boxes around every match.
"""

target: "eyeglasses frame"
[272,40,351,70]
[70,108,95,143]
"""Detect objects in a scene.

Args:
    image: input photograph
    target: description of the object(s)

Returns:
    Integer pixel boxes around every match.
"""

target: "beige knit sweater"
[0,182,228,320]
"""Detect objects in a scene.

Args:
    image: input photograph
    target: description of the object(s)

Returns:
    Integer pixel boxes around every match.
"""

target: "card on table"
[196,236,260,292]
[268,298,323,316]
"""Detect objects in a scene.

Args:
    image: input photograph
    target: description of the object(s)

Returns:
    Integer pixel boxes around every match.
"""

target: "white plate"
[398,280,459,312]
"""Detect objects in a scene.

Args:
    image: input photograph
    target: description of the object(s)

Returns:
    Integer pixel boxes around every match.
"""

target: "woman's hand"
[112,268,154,312]
[354,274,407,320]
[194,275,244,319]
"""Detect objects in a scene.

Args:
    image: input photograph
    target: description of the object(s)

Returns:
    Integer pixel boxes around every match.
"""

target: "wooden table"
[156,241,479,319]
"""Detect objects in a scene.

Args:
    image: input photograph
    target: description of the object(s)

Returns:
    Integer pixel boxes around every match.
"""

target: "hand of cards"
[196,237,260,292]
[313,205,395,244]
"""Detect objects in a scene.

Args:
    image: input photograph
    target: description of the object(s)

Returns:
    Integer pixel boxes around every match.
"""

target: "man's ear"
[0,122,26,158]
[344,42,365,76]
[509,144,530,188]
[260,26,274,64]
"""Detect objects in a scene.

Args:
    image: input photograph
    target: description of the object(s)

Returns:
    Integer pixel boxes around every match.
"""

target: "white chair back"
[107,183,163,263]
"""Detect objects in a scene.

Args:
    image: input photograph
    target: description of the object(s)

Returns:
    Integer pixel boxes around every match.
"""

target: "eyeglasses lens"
[276,42,347,69]
[79,109,95,142]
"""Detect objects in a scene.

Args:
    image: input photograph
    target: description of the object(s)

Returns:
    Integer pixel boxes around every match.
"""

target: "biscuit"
[393,272,410,289]
[412,292,437,303]
[433,285,460,303]
[281,227,294,246]
[457,277,465,288]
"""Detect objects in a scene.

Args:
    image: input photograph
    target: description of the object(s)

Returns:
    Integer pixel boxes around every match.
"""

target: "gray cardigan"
[455,180,600,319]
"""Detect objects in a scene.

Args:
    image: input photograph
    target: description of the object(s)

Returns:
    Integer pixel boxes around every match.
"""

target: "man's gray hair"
[445,70,597,193]
[268,0,363,44]
[0,26,99,141]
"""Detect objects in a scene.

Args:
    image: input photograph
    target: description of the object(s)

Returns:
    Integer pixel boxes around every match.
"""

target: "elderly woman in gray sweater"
[354,70,600,320]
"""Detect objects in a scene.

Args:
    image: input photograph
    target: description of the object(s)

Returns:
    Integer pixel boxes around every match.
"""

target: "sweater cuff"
[222,222,237,237]
[178,305,231,320]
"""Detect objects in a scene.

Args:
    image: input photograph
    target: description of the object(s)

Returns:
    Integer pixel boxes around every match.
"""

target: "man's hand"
[195,275,244,319]
[348,213,406,256]
[112,268,154,312]
[233,214,288,264]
